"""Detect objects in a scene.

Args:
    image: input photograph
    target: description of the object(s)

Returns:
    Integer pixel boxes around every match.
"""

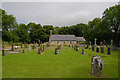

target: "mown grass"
[2,45,118,78]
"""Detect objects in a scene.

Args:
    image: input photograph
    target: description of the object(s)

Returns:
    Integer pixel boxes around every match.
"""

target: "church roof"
[51,35,76,41]
[76,37,86,41]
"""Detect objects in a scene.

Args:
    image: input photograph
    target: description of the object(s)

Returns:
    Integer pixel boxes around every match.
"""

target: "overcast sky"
[2,2,118,27]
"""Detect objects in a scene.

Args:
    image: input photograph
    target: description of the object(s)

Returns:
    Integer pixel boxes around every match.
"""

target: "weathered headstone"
[23,50,25,53]
[2,46,5,56]
[55,48,59,55]
[101,47,104,53]
[96,47,99,53]
[92,45,94,51]
[11,42,14,51]
[29,45,31,51]
[82,48,84,54]
[107,47,110,55]
[91,56,103,77]
[94,38,97,47]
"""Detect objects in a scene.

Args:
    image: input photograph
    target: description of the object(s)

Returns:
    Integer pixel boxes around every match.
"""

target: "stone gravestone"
[2,45,5,56]
[82,48,84,54]
[23,50,25,53]
[96,47,99,53]
[91,56,103,77]
[101,47,104,53]
[11,42,14,51]
[55,48,59,55]
[29,45,31,51]
[107,47,110,55]
[92,45,94,51]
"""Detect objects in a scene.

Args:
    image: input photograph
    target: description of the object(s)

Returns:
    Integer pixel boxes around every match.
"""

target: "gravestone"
[29,45,31,51]
[55,48,59,55]
[101,47,104,53]
[96,47,99,53]
[107,47,110,55]
[82,48,84,54]
[38,48,41,54]
[23,50,25,53]
[92,45,94,51]
[2,46,5,56]
[91,56,103,77]
[94,38,97,47]
[11,42,14,51]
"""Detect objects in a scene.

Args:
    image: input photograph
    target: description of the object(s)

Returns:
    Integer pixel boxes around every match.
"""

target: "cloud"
[2,2,118,27]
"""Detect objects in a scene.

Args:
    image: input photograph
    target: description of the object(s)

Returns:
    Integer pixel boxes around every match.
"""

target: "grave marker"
[91,56,103,77]
[82,48,84,54]
[96,47,99,53]
[107,47,110,55]
[11,42,14,51]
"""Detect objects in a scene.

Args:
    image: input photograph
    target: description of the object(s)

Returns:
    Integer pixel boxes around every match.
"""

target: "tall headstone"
[2,45,5,56]
[91,56,103,77]
[94,38,97,47]
[96,47,99,53]
[29,45,31,51]
[23,50,25,53]
[107,47,110,55]
[82,49,84,54]
[11,42,14,51]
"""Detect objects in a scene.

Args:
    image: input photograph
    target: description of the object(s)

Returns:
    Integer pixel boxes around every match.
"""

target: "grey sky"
[2,2,118,27]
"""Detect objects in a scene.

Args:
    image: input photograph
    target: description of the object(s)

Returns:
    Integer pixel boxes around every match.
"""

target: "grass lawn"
[2,45,118,78]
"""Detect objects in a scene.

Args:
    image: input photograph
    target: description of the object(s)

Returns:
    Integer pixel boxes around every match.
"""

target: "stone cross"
[91,56,103,77]
[94,38,97,46]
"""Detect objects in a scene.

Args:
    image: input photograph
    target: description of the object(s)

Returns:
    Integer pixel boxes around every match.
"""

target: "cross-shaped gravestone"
[94,38,97,47]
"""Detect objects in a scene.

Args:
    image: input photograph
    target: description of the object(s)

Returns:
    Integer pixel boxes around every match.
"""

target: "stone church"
[49,30,85,44]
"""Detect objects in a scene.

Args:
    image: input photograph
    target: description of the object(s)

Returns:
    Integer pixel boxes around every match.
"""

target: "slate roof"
[76,37,86,41]
[51,35,76,41]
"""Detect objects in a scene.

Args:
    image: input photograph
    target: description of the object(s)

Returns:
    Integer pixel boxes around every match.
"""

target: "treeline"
[1,4,120,46]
